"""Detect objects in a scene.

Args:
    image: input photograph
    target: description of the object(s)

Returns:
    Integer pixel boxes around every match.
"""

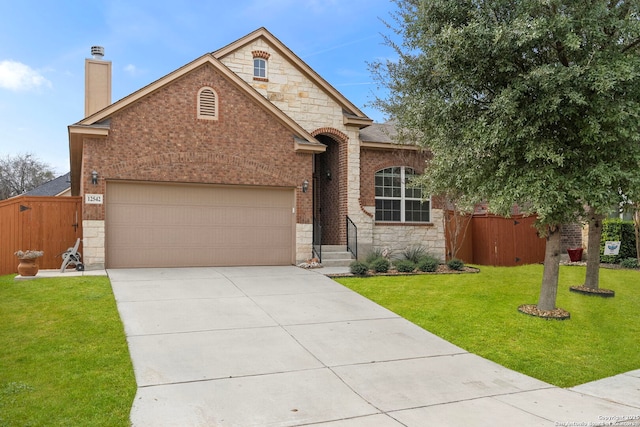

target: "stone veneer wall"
[219,39,346,132]
[82,220,105,269]
[372,209,446,261]
[296,223,313,263]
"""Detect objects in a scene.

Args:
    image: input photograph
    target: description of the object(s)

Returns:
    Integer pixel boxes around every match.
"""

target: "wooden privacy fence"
[446,211,546,266]
[0,196,82,276]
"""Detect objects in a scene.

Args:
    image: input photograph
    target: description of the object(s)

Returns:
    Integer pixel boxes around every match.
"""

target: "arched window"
[375,166,431,222]
[198,87,218,120]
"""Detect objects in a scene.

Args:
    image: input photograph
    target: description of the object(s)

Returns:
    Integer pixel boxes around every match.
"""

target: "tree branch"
[622,37,640,54]
[555,41,570,67]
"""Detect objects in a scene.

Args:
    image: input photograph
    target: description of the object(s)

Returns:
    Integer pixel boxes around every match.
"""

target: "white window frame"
[375,166,431,223]
[253,58,267,79]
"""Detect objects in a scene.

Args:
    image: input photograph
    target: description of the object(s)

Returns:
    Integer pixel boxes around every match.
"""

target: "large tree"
[371,0,640,314]
[0,153,55,200]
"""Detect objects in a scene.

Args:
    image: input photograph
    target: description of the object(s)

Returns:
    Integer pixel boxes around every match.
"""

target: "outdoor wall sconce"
[326,169,332,180]
[302,180,309,193]
[91,170,99,185]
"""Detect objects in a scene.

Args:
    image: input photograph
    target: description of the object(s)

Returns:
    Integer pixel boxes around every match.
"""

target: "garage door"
[106,182,295,268]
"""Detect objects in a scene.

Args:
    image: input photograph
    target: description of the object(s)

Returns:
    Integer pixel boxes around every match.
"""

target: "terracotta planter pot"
[17,258,39,276]
[567,248,583,262]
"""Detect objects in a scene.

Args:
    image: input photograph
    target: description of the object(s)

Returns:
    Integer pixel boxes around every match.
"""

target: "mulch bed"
[325,265,480,278]
[569,285,616,297]
[518,304,571,320]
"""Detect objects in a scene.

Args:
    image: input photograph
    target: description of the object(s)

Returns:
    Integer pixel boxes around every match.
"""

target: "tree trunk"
[538,225,561,311]
[584,211,604,290]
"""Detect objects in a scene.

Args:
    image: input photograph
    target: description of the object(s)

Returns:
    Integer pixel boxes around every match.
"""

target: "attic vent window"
[252,50,270,81]
[198,87,218,120]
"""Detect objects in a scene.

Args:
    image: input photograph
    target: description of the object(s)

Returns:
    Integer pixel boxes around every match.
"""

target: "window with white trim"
[198,87,218,120]
[375,166,431,222]
[253,58,267,79]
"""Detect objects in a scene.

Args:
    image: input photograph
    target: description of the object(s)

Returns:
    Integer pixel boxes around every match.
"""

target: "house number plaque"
[85,194,103,204]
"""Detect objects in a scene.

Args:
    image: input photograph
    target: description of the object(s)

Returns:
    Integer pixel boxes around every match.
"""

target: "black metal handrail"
[313,217,322,262]
[346,216,357,259]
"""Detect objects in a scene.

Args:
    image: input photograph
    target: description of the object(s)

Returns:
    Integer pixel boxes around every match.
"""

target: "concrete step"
[321,258,354,268]
[316,245,354,267]
[321,245,348,252]
[322,251,353,260]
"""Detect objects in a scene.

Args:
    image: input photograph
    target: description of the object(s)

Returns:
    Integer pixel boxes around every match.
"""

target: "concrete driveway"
[108,266,640,427]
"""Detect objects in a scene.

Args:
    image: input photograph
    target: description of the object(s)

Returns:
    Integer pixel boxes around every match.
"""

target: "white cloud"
[0,60,52,91]
[124,64,139,76]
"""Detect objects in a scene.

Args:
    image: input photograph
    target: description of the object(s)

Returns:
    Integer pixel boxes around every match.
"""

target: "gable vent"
[198,87,218,120]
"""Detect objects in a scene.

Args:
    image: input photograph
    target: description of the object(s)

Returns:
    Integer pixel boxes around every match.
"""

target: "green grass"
[0,274,136,427]
[335,264,640,388]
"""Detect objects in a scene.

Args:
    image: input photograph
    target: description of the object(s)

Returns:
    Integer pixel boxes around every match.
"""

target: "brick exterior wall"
[82,63,313,225]
[561,223,584,252]
[359,148,440,208]
[357,147,446,260]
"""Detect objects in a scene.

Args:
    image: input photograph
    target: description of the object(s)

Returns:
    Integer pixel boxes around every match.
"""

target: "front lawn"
[0,275,136,426]
[335,264,640,388]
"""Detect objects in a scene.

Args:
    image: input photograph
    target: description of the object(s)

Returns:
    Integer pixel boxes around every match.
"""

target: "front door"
[313,134,346,245]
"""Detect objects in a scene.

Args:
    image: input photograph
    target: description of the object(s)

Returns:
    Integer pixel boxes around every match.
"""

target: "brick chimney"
[84,46,111,117]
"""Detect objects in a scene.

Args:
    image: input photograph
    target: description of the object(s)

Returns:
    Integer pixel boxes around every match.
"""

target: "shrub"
[350,261,369,276]
[370,257,390,273]
[620,258,639,269]
[395,259,416,273]
[417,256,439,272]
[600,219,637,263]
[447,258,465,271]
[365,248,391,264]
[401,246,427,263]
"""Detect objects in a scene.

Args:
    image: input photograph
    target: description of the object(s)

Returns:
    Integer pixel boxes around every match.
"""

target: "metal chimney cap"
[91,46,105,59]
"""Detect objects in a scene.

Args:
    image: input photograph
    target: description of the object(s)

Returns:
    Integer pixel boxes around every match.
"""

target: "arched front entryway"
[312,129,348,247]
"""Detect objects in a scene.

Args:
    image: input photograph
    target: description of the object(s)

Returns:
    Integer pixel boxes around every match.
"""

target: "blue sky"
[0,0,399,175]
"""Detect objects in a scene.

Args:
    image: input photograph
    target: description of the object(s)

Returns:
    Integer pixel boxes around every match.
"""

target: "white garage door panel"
[106,182,294,268]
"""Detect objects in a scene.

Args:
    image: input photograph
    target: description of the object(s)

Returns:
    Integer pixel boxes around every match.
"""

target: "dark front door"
[313,135,346,245]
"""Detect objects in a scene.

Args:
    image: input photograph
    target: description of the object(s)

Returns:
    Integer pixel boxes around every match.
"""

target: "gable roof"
[214,27,373,128]
[69,48,327,195]
[24,172,71,196]
[71,52,323,143]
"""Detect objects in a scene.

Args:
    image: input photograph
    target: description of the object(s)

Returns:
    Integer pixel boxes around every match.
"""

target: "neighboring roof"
[359,122,396,144]
[214,27,373,128]
[24,172,71,196]
[359,122,421,151]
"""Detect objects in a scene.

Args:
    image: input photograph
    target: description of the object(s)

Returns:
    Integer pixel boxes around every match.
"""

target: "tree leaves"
[372,0,640,226]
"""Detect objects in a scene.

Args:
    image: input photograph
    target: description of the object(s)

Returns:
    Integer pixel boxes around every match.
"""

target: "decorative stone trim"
[253,77,269,82]
[197,86,218,120]
[107,151,296,184]
[312,127,349,143]
[252,50,271,60]
[375,222,435,227]
[359,198,374,217]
